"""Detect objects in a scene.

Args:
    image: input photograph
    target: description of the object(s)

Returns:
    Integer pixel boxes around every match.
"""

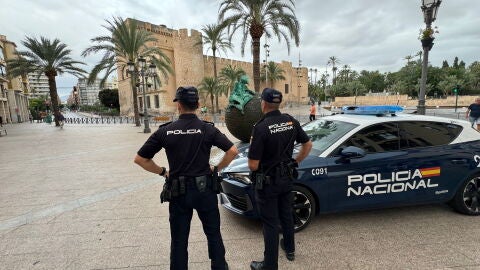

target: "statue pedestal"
[225,96,263,142]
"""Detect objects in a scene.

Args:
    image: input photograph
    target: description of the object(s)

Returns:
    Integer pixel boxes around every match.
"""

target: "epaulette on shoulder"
[203,120,215,126]
[158,121,172,128]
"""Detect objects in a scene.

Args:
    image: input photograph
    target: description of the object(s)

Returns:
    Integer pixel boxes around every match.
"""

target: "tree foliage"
[82,17,173,126]
[218,0,300,92]
[98,89,120,109]
[7,36,86,126]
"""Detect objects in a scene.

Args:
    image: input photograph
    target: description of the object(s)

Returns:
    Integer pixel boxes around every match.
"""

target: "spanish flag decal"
[419,167,441,177]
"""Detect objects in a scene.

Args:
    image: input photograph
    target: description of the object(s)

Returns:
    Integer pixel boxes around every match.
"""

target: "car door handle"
[451,159,468,165]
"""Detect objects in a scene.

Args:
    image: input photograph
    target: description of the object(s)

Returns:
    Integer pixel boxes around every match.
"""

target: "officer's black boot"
[280,238,295,261]
[250,261,266,270]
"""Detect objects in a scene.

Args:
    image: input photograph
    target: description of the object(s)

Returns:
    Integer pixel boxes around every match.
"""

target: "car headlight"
[228,172,252,185]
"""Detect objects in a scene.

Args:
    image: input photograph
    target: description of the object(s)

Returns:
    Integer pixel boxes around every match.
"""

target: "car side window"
[333,122,400,155]
[398,121,463,149]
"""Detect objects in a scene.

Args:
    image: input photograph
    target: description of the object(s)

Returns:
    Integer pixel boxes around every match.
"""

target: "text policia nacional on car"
[347,167,441,197]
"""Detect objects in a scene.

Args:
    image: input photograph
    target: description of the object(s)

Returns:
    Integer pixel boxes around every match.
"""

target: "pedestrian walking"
[55,112,65,128]
[134,86,238,270]
[248,88,312,270]
[309,103,316,121]
[466,97,480,130]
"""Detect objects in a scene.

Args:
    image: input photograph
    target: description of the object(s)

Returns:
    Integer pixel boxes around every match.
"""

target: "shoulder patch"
[158,121,172,128]
[203,120,214,126]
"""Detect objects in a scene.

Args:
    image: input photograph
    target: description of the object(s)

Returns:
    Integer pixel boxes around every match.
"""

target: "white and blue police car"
[220,106,480,232]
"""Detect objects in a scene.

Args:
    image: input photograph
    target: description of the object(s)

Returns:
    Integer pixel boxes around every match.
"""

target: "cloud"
[2,0,478,91]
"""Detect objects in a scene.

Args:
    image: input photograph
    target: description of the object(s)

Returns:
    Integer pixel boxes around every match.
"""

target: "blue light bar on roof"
[341,105,404,115]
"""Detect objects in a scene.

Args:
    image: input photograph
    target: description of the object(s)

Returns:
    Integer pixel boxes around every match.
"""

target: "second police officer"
[134,86,238,270]
[248,88,312,270]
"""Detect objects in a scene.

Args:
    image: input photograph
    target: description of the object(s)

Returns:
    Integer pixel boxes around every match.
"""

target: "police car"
[220,106,480,232]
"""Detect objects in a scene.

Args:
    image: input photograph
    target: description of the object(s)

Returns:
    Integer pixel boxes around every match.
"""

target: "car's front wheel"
[451,175,480,215]
[292,186,316,232]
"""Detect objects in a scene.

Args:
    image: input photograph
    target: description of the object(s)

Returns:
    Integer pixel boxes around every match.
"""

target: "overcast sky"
[1,0,479,98]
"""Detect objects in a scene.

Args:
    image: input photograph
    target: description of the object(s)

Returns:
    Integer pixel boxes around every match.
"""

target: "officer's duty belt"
[169,175,214,194]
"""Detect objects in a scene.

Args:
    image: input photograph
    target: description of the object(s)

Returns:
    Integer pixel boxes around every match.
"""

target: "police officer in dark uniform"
[248,88,312,270]
[134,86,238,270]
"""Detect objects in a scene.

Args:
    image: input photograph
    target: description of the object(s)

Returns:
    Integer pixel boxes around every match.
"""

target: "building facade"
[0,35,30,124]
[27,72,50,99]
[77,78,101,106]
[117,19,308,116]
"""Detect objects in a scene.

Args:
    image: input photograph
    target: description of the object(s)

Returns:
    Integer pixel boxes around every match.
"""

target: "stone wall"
[118,18,309,116]
[332,95,478,108]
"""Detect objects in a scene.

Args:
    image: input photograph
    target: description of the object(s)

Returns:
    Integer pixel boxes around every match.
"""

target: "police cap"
[261,88,283,103]
[173,86,199,103]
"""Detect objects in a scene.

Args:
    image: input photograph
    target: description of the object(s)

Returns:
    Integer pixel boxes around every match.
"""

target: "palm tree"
[219,64,246,96]
[219,0,300,92]
[327,56,340,85]
[198,77,219,111]
[196,23,233,113]
[261,61,286,87]
[197,23,233,79]
[404,54,414,65]
[82,17,173,126]
[7,36,86,126]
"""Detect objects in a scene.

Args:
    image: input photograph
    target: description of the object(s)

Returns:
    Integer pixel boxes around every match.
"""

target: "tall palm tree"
[219,64,246,96]
[198,77,219,111]
[82,17,173,126]
[196,23,233,113]
[404,55,414,65]
[7,36,86,126]
[219,0,300,92]
[327,56,340,85]
[261,61,286,87]
[219,64,246,97]
[197,23,233,79]
[341,64,351,83]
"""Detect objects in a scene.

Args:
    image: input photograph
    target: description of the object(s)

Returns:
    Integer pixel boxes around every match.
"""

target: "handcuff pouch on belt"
[160,177,187,203]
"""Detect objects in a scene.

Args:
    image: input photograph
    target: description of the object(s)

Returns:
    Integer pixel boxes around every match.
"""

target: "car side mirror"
[340,146,366,159]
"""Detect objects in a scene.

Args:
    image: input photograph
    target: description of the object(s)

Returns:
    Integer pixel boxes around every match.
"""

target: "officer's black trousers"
[255,176,295,270]
[309,114,316,121]
[169,183,226,270]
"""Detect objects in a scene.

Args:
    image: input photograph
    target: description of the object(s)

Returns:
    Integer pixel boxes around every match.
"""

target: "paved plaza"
[1,119,480,270]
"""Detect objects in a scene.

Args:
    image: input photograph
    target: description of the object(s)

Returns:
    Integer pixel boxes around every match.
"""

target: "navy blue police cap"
[173,86,199,103]
[261,88,283,103]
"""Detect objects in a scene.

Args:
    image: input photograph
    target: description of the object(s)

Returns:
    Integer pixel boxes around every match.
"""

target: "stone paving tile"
[2,123,480,270]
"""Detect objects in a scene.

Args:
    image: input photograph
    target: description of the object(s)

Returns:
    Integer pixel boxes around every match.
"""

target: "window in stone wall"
[146,96,151,109]
[154,95,159,108]
[285,84,289,94]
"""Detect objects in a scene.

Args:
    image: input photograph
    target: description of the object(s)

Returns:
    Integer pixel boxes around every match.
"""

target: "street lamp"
[417,0,441,115]
[127,57,157,133]
[73,86,79,111]
[263,43,270,86]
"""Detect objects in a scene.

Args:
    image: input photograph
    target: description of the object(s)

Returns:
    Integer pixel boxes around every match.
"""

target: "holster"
[160,177,172,203]
[284,159,299,180]
[211,167,222,194]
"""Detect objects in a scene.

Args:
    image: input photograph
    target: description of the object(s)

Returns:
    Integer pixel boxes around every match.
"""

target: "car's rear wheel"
[292,186,316,232]
[451,175,480,215]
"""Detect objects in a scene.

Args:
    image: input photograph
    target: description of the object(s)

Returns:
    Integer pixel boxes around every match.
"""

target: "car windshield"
[302,119,358,153]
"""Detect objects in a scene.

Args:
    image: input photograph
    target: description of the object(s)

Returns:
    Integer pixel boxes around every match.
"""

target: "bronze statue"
[228,75,255,114]
[225,75,263,142]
